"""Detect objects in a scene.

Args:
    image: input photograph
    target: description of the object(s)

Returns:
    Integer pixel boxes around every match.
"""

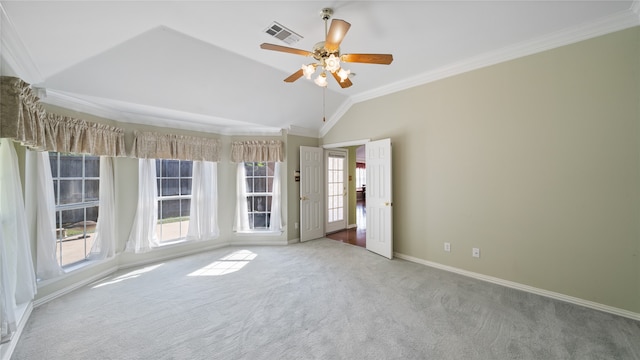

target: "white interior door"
[325,149,348,233]
[365,138,393,259]
[300,146,324,242]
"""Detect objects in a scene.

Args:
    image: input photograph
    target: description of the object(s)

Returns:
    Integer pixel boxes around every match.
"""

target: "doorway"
[326,145,366,248]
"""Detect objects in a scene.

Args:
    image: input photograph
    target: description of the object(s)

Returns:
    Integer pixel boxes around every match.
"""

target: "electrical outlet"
[472,248,480,258]
[444,242,451,252]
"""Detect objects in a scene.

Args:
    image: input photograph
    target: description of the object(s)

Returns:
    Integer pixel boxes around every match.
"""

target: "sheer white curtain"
[233,163,250,232]
[27,150,64,280]
[0,139,37,341]
[125,159,159,253]
[88,157,115,260]
[269,162,283,232]
[186,161,219,241]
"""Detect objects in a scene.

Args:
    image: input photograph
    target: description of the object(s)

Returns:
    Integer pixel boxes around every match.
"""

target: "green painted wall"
[322,27,640,313]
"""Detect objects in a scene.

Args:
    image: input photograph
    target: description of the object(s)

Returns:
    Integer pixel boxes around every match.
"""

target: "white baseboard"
[1,302,33,360]
[33,266,118,307]
[347,224,357,229]
[288,238,300,244]
[394,252,640,322]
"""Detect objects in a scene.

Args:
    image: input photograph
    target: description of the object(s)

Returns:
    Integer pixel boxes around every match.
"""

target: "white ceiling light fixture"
[314,72,328,87]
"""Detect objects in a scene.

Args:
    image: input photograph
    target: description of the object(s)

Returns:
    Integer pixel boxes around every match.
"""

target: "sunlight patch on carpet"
[92,264,164,288]
[188,250,257,276]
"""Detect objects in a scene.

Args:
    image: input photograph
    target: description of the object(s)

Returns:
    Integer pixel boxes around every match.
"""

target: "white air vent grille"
[264,21,302,45]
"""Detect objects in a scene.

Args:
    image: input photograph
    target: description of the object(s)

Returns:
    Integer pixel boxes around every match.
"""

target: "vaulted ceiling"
[1,1,638,137]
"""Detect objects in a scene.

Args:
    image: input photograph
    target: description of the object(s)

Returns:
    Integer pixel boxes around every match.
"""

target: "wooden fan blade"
[284,69,304,83]
[260,43,313,57]
[341,53,393,65]
[331,70,353,88]
[324,19,351,53]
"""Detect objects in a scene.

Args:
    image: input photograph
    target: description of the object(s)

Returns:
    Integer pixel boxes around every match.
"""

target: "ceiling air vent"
[264,21,302,45]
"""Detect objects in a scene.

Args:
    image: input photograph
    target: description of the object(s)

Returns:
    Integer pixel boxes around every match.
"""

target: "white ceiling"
[1,1,638,137]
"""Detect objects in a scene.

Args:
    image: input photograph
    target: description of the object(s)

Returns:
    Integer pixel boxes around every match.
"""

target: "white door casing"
[300,146,324,242]
[365,138,393,259]
[325,149,348,234]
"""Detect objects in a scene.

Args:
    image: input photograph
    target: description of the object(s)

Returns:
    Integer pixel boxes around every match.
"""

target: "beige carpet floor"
[12,239,640,359]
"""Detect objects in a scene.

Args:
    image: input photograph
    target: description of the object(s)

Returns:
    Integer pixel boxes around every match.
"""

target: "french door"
[325,149,348,233]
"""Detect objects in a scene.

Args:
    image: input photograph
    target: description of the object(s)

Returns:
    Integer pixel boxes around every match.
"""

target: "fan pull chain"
[322,87,326,122]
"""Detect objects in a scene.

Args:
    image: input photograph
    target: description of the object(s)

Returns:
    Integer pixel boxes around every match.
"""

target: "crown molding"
[0,4,42,83]
[286,125,319,138]
[42,90,283,137]
[322,7,640,137]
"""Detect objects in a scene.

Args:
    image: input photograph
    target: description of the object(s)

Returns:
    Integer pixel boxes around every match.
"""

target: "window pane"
[162,160,179,177]
[246,197,253,212]
[244,163,254,176]
[254,196,267,212]
[253,213,267,229]
[267,178,273,192]
[180,199,191,217]
[255,163,266,176]
[162,179,180,197]
[85,156,100,177]
[267,162,275,176]
[180,161,192,177]
[254,178,266,192]
[60,155,83,177]
[156,159,161,177]
[59,180,83,204]
[49,153,58,177]
[245,178,254,193]
[85,180,100,202]
[180,179,192,196]
[159,199,181,220]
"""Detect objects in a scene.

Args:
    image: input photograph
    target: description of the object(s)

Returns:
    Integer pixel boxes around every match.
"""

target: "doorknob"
[384,202,392,206]
[300,196,308,201]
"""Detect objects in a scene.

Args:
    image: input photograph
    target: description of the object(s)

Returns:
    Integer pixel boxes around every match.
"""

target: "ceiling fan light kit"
[260,7,393,89]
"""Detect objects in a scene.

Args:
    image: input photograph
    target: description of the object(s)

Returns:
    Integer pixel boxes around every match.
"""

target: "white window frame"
[156,159,193,244]
[243,161,276,231]
[50,152,100,267]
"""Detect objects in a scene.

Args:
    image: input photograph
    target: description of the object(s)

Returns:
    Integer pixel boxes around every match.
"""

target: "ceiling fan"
[260,8,393,89]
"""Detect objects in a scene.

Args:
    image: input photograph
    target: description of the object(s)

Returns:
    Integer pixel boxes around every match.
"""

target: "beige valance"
[131,130,221,162]
[0,76,126,156]
[231,140,284,162]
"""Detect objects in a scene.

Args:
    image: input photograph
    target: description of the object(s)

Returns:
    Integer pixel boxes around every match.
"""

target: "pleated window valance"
[231,140,284,163]
[130,130,221,162]
[0,76,126,156]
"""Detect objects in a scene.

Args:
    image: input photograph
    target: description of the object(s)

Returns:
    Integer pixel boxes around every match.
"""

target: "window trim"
[156,159,193,244]
[50,152,100,269]
[242,161,276,232]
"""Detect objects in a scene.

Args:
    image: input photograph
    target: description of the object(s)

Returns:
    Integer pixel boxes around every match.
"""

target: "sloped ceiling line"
[0,3,42,83]
[319,5,640,137]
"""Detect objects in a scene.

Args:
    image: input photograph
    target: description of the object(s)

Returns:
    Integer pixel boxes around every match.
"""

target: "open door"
[300,146,324,242]
[365,138,393,259]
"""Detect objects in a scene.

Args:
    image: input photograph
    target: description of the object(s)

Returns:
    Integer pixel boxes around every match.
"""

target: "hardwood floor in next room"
[326,200,366,248]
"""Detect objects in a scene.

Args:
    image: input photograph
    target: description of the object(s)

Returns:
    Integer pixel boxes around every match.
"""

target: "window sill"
[37,257,112,287]
[234,230,283,237]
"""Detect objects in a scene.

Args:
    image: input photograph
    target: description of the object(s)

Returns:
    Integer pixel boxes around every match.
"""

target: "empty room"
[1,1,639,359]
